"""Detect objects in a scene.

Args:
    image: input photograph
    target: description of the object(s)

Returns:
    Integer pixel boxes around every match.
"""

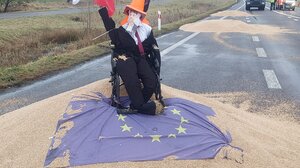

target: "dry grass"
[0,44,110,88]
[0,9,112,67]
[0,28,108,67]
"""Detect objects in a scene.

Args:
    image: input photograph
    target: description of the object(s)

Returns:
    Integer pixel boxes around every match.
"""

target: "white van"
[283,0,297,10]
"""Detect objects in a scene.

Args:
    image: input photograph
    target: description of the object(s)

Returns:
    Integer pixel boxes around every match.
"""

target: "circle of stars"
[114,107,189,143]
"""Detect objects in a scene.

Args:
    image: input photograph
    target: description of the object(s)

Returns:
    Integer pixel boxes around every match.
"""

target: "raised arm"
[98,7,115,31]
[98,7,120,48]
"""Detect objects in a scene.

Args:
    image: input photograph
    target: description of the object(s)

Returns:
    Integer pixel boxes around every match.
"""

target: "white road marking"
[236,2,245,10]
[294,19,299,22]
[160,32,199,56]
[160,2,246,56]
[263,70,282,89]
[220,16,228,20]
[288,16,292,19]
[252,36,260,42]
[221,1,245,20]
[256,48,267,57]
[247,20,251,23]
[157,32,175,40]
[272,10,300,19]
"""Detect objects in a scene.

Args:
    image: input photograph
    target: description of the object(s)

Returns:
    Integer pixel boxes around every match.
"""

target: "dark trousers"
[270,3,275,10]
[116,57,157,115]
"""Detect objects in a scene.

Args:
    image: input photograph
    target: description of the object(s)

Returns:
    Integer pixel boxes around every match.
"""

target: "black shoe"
[117,108,138,115]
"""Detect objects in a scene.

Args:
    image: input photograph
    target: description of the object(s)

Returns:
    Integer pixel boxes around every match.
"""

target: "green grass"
[0,14,97,44]
[0,0,236,89]
[0,44,110,88]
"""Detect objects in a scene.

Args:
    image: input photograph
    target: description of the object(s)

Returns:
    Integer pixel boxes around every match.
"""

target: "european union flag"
[45,93,234,167]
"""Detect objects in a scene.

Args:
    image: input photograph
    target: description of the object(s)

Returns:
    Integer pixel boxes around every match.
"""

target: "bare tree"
[0,0,12,12]
[0,0,28,13]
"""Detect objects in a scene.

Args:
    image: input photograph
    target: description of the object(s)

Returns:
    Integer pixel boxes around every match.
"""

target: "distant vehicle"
[246,0,266,10]
[276,0,297,10]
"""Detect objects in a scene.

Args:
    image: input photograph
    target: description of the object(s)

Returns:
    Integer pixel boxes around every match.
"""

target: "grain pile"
[0,79,299,168]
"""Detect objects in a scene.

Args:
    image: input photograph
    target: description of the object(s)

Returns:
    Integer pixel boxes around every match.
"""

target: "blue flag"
[45,93,236,167]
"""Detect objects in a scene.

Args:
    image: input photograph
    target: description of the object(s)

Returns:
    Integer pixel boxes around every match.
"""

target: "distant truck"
[276,0,297,10]
[246,0,266,10]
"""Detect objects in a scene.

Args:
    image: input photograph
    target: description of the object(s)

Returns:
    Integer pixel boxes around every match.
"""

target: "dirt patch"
[180,19,292,35]
[0,79,299,168]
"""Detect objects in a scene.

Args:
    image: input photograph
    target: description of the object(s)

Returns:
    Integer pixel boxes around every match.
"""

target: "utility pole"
[87,0,91,34]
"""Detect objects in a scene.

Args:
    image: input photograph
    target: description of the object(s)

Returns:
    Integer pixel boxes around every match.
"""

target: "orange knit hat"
[121,0,150,25]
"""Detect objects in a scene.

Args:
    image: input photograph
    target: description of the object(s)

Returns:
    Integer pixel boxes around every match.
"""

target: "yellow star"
[176,125,187,134]
[171,108,181,115]
[134,133,143,138]
[168,134,176,138]
[180,116,189,124]
[120,124,132,132]
[116,114,127,122]
[150,135,162,142]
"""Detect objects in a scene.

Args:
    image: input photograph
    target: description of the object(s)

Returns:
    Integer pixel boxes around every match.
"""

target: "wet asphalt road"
[1,0,300,118]
[0,7,88,19]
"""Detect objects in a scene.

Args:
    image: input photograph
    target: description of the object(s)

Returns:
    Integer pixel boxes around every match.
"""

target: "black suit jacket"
[99,7,158,58]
